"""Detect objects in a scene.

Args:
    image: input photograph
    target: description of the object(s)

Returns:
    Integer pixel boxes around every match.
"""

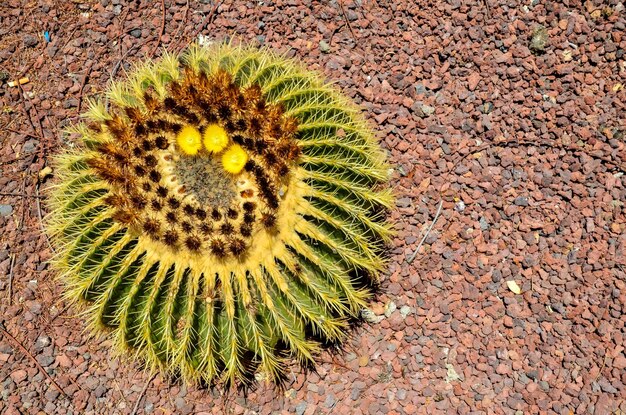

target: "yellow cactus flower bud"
[203,124,229,153]
[221,144,248,174]
[176,125,202,155]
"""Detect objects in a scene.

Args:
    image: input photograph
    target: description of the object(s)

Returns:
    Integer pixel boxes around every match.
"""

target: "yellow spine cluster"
[176,123,248,175]
[222,144,248,174]
[176,126,202,155]
[203,124,229,153]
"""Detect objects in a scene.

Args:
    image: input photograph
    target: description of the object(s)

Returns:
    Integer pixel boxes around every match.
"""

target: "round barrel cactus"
[46,43,392,386]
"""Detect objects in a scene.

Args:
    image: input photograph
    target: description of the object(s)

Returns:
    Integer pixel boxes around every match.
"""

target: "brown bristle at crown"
[232,135,245,145]
[104,194,125,208]
[210,239,226,257]
[242,201,256,213]
[163,230,179,246]
[168,197,181,209]
[151,199,163,211]
[134,123,147,137]
[217,104,231,121]
[227,208,238,220]
[264,151,277,166]
[144,155,158,167]
[88,157,128,184]
[112,208,138,225]
[181,221,193,232]
[240,224,252,237]
[195,208,207,220]
[184,236,202,251]
[141,139,153,151]
[263,189,279,210]
[143,218,161,235]
[282,118,299,138]
[165,211,177,223]
[156,186,168,198]
[134,164,147,177]
[143,92,159,113]
[130,194,147,210]
[199,222,213,235]
[97,142,129,163]
[243,84,262,101]
[104,116,126,140]
[87,122,103,133]
[249,117,262,136]
[155,136,169,150]
[243,212,255,225]
[220,222,234,235]
[254,139,268,154]
[229,238,246,256]
[276,163,289,177]
[124,107,143,122]
[260,212,277,228]
[244,159,256,172]
[163,97,177,110]
[211,208,222,220]
[148,170,162,183]
[235,119,247,131]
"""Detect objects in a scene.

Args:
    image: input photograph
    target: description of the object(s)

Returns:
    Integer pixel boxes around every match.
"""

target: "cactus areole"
[46,43,392,387]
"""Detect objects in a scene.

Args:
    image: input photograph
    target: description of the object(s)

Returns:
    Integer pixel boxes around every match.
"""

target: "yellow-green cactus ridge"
[46,42,393,387]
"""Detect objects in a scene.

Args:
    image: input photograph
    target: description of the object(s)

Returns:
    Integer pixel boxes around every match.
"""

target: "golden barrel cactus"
[46,43,392,386]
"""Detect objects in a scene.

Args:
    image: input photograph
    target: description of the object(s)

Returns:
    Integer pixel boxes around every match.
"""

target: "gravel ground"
[1,1,626,414]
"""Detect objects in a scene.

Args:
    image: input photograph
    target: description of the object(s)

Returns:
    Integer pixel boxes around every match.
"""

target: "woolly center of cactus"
[172,155,236,209]
[88,69,301,259]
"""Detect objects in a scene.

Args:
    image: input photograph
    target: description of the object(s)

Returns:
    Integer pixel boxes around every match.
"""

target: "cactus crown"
[46,43,393,387]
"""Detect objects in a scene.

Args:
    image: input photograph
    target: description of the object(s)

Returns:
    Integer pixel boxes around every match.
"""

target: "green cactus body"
[46,43,392,386]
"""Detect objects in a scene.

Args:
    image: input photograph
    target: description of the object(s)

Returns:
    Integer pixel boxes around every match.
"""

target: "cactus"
[46,43,393,387]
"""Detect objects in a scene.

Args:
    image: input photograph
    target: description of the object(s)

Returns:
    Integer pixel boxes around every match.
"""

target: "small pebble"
[23,35,38,47]
[0,205,13,217]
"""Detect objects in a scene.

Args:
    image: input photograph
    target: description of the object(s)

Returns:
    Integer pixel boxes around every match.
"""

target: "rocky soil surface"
[1,0,625,414]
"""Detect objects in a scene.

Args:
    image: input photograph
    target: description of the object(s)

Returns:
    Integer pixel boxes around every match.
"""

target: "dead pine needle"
[7,253,15,305]
[150,0,166,58]
[339,0,357,42]
[0,324,69,400]
[36,182,55,254]
[407,199,443,264]
[483,0,491,19]
[130,372,157,415]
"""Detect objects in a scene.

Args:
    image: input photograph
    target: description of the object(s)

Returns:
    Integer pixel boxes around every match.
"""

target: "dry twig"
[172,0,190,51]
[0,325,69,399]
[35,181,55,254]
[111,44,138,79]
[407,199,443,264]
[77,47,107,114]
[5,126,45,141]
[130,372,157,415]
[338,0,357,42]
[7,254,15,306]
[16,83,41,140]
[0,192,44,198]
[483,0,491,19]
[36,303,72,341]
[183,0,222,52]
[150,0,167,58]
[17,174,28,232]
